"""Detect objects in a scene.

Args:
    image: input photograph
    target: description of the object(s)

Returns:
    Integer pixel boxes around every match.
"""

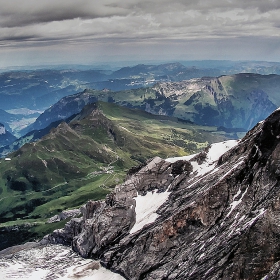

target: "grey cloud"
[0,0,279,67]
[0,0,131,27]
[0,0,279,30]
[134,0,280,14]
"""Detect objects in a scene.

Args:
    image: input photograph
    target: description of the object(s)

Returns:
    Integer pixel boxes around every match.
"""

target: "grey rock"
[47,208,81,223]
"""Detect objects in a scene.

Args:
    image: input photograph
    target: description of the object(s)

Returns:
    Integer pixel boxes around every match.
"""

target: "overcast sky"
[0,0,280,68]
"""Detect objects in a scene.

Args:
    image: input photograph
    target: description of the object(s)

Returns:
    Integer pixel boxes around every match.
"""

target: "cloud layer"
[0,0,279,66]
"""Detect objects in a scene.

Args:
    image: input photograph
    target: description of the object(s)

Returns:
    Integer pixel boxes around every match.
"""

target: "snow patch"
[130,190,170,234]
[243,208,266,228]
[42,159,48,168]
[0,262,48,280]
[198,253,205,260]
[166,140,239,178]
[206,140,239,162]
[217,159,244,183]
[59,262,124,280]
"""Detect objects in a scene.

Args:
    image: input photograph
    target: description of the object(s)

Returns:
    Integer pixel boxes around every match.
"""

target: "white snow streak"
[166,153,198,163]
[226,186,249,218]
[167,140,239,178]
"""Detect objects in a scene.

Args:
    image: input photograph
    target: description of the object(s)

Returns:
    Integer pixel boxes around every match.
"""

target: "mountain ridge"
[42,107,280,279]
[21,73,280,137]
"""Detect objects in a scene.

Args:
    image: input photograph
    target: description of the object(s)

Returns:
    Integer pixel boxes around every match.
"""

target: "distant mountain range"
[2,61,280,136]
[21,73,280,138]
[1,60,280,113]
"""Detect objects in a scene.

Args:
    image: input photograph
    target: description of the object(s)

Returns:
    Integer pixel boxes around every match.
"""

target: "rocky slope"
[43,107,280,279]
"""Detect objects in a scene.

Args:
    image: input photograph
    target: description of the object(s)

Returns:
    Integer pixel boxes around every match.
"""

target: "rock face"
[46,108,280,279]
[45,157,180,256]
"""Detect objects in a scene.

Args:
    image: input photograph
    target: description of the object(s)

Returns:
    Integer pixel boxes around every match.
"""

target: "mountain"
[0,63,216,114]
[153,73,280,129]
[2,62,280,136]
[0,123,16,147]
[0,101,232,249]
[0,69,109,111]
[0,120,62,157]
[25,73,280,136]
[42,107,280,279]
[109,62,221,81]
[21,89,99,133]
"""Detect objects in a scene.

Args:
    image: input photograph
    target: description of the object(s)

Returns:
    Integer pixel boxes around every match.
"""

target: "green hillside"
[0,101,235,248]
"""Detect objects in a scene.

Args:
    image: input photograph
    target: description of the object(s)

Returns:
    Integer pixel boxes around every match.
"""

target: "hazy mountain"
[24,73,280,137]
[45,107,280,279]
[2,60,280,113]
[0,69,108,111]
[153,73,280,129]
[2,61,280,137]
[108,62,221,81]
[0,120,62,157]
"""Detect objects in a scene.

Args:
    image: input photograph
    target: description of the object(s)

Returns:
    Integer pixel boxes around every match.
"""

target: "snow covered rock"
[0,243,124,280]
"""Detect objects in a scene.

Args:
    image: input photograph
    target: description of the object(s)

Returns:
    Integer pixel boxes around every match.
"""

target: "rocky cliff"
[44,107,280,279]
